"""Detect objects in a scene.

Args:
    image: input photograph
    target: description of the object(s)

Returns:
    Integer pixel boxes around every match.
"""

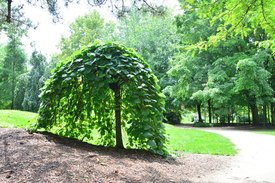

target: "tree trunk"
[197,103,202,122]
[7,0,12,23]
[247,105,251,124]
[250,102,259,125]
[208,100,212,123]
[110,83,124,149]
[11,59,15,109]
[263,104,267,126]
[227,114,231,124]
[271,102,275,124]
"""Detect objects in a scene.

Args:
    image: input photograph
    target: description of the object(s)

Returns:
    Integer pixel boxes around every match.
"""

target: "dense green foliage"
[22,51,47,111]
[36,42,167,155]
[55,9,182,124]
[180,0,275,51]
[115,9,182,124]
[0,31,26,109]
[167,3,275,125]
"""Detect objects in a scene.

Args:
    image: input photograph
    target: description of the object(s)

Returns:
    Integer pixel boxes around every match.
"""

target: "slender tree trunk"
[11,60,15,109]
[227,114,231,124]
[263,104,267,126]
[271,102,275,124]
[197,103,202,122]
[247,105,251,124]
[110,83,124,149]
[7,0,12,23]
[208,100,212,123]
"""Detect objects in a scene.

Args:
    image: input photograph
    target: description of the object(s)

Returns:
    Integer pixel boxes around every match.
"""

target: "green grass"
[0,110,38,128]
[0,110,236,156]
[255,130,275,136]
[165,124,237,156]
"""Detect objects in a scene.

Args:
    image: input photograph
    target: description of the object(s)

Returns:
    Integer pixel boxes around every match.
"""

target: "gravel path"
[203,128,275,183]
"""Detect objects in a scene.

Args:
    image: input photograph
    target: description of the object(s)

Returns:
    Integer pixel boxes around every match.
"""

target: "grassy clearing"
[0,110,236,155]
[0,110,37,128]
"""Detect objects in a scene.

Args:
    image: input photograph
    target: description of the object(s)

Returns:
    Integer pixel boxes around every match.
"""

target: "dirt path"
[203,128,275,183]
[0,128,231,183]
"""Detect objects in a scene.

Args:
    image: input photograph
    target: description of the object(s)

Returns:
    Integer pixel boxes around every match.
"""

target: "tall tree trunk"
[208,100,212,123]
[263,104,268,126]
[11,59,15,109]
[110,83,124,149]
[271,102,275,124]
[197,103,202,122]
[7,0,12,23]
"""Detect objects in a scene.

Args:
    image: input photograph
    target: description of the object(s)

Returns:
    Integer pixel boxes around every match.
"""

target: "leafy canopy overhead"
[36,41,167,155]
[180,0,275,51]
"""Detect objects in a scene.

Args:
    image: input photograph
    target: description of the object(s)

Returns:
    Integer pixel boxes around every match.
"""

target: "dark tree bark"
[110,83,124,149]
[208,99,212,123]
[227,114,231,124]
[271,102,275,124]
[250,102,259,125]
[7,0,12,23]
[197,103,202,122]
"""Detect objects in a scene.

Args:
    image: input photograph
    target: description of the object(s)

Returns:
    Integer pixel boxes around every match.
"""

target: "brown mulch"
[0,128,232,183]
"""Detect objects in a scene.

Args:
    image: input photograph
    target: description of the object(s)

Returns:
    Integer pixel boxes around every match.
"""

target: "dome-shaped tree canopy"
[36,42,167,155]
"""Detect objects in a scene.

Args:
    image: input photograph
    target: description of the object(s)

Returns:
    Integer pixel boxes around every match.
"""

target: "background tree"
[0,29,26,109]
[116,8,181,123]
[57,10,116,60]
[22,51,47,112]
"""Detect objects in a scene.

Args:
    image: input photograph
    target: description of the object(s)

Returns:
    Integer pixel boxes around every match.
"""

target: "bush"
[193,122,212,127]
[164,111,181,124]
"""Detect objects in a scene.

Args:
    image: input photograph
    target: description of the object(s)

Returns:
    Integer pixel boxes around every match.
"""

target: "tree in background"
[0,29,26,109]
[57,10,116,61]
[116,8,181,123]
[22,51,47,112]
[234,50,273,125]
[167,9,218,122]
[168,2,274,125]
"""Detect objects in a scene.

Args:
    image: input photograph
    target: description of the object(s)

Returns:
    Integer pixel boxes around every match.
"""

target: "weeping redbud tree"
[35,42,167,155]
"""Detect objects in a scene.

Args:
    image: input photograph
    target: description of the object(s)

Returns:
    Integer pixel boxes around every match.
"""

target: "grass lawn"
[0,110,236,156]
[255,130,275,136]
[0,110,38,128]
[165,124,236,156]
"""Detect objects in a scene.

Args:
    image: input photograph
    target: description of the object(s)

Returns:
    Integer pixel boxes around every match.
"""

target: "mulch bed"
[0,128,232,183]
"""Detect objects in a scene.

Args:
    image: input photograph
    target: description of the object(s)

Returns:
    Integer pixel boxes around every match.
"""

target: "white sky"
[1,0,180,59]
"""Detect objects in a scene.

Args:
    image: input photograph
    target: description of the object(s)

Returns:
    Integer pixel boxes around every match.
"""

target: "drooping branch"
[229,0,257,33]
[260,0,275,31]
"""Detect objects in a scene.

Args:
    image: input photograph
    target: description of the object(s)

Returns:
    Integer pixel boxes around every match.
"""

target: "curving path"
[203,128,275,183]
